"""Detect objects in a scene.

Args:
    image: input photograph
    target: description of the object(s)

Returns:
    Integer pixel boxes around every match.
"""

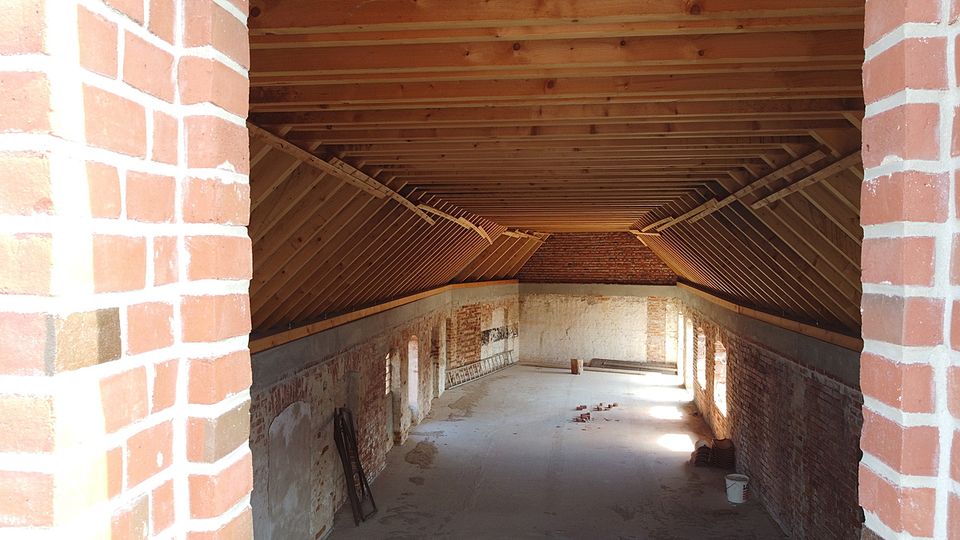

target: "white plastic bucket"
[725,474,749,504]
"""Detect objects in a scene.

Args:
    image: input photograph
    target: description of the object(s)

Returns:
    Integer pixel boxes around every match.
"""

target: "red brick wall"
[517,233,677,285]
[685,307,863,539]
[451,304,482,369]
[0,1,253,536]
[860,2,960,538]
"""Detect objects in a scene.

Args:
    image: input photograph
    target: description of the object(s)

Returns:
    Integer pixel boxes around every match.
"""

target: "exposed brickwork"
[860,1,960,538]
[684,306,863,540]
[250,294,517,538]
[517,233,677,285]
[451,304,482,369]
[0,1,252,537]
[645,297,668,363]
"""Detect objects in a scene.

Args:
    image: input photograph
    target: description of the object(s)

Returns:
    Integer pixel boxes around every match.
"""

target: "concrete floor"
[331,365,786,540]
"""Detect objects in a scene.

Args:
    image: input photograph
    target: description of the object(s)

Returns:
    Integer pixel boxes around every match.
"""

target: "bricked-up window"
[408,336,420,415]
[696,328,707,389]
[385,353,391,396]
[684,319,695,393]
[676,314,685,380]
[714,340,728,416]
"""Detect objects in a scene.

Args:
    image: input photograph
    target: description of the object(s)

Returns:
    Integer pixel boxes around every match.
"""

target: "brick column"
[0,1,252,537]
[860,1,960,537]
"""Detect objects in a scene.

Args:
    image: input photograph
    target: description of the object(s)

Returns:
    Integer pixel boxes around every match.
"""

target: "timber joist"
[247,0,866,338]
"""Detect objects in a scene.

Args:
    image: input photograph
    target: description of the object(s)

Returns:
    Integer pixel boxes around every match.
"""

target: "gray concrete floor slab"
[331,365,786,540]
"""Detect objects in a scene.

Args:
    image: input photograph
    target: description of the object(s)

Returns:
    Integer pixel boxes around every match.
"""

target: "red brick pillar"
[0,1,252,537]
[860,1,960,537]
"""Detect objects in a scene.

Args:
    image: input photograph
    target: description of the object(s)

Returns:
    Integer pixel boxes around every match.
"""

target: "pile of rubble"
[573,402,618,422]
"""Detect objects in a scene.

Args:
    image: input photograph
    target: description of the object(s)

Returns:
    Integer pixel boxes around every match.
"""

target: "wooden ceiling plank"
[716,203,858,328]
[250,99,863,128]
[654,225,749,300]
[335,136,810,153]
[390,221,501,298]
[653,192,758,298]
[752,203,861,291]
[249,139,273,168]
[417,204,493,243]
[494,239,540,279]
[773,188,862,255]
[251,31,863,77]
[385,207,509,295]
[751,150,861,208]
[820,169,861,214]
[291,207,427,321]
[724,196,862,318]
[250,71,863,110]
[249,168,339,245]
[253,203,404,327]
[505,239,550,277]
[251,184,364,282]
[249,122,394,200]
[324,214,460,312]
[251,196,390,323]
[673,214,796,313]
[288,120,851,144]
[249,151,303,210]
[461,237,517,282]
[485,238,541,280]
[248,0,864,33]
[670,185,820,316]
[407,227,490,289]
[250,14,863,48]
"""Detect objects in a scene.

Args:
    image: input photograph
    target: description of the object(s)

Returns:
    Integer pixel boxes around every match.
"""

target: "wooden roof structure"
[246,0,864,338]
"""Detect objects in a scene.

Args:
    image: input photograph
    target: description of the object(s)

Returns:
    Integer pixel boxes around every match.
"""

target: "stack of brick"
[0,1,253,537]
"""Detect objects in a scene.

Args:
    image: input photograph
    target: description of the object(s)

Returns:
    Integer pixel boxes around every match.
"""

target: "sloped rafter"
[418,204,493,243]
[247,135,518,335]
[751,151,862,208]
[248,122,437,224]
[454,231,550,282]
[650,148,829,230]
[639,129,862,334]
[247,0,867,339]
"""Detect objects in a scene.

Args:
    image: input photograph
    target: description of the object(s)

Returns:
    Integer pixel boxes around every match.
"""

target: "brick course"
[0,1,252,537]
[684,306,863,539]
[860,1,960,537]
[517,232,677,285]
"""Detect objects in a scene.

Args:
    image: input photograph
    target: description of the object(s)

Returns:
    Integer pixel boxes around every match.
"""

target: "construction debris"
[690,438,737,470]
[573,402,619,422]
[570,358,584,375]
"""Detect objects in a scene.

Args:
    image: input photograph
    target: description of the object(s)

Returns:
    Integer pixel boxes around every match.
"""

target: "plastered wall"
[249,284,519,539]
[518,284,678,367]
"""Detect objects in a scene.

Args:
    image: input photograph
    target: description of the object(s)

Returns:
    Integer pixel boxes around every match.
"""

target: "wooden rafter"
[248,122,436,224]
[751,151,862,208]
[418,204,493,243]
[246,0,866,337]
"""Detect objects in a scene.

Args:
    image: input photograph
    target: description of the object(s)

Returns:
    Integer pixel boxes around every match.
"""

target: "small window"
[696,329,707,389]
[384,353,391,396]
[714,340,728,416]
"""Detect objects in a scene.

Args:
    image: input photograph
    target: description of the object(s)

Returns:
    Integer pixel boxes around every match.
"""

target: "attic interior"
[244,2,868,539]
